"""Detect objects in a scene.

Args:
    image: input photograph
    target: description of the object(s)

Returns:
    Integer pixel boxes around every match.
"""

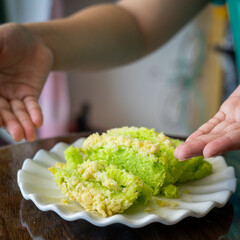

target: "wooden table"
[0,132,239,240]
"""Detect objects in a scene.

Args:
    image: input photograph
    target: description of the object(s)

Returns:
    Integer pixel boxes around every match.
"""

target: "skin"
[2,0,238,161]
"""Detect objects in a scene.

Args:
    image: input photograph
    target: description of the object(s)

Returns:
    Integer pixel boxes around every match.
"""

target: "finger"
[203,129,240,158]
[10,99,37,142]
[23,96,43,128]
[174,142,185,159]
[186,112,225,142]
[0,98,24,141]
[175,133,222,161]
[224,122,240,132]
[174,140,206,161]
[186,130,206,142]
[210,119,233,134]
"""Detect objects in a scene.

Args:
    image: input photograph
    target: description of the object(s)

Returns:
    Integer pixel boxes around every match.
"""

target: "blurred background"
[0,0,238,145]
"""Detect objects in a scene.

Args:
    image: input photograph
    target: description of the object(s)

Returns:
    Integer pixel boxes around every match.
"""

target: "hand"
[174,85,240,160]
[0,23,53,141]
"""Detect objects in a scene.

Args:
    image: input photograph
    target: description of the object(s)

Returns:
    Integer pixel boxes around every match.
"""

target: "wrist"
[23,21,57,70]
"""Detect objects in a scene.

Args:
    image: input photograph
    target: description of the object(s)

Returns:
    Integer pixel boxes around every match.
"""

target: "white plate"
[17,138,237,227]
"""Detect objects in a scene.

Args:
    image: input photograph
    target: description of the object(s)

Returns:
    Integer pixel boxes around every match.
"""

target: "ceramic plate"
[17,138,237,227]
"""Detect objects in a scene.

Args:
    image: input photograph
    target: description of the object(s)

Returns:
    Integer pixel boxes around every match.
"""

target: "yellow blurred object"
[213,5,228,20]
[194,5,228,122]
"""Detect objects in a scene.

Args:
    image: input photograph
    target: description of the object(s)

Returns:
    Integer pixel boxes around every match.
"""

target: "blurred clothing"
[38,0,71,138]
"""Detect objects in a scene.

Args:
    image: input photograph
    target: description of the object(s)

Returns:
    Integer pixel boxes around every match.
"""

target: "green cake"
[81,127,212,196]
[49,159,152,217]
[49,126,212,216]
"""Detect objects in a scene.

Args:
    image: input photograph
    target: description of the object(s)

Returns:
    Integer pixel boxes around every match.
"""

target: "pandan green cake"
[49,126,212,217]
[49,159,152,217]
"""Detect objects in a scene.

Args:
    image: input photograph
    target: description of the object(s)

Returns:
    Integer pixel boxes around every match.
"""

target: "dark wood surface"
[0,132,239,240]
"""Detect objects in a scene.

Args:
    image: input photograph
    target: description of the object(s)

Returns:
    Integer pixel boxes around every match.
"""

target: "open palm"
[175,86,240,160]
[0,23,53,141]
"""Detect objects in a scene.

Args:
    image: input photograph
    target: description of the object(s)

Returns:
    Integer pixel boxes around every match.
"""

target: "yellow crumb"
[55,163,66,168]
[144,206,155,212]
[155,199,179,208]
[62,199,70,204]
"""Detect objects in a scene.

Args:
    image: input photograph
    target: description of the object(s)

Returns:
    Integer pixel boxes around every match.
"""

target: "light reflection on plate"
[17,138,237,227]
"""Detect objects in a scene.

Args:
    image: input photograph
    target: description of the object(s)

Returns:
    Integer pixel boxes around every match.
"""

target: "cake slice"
[49,159,152,217]
[106,127,212,184]
[81,127,212,197]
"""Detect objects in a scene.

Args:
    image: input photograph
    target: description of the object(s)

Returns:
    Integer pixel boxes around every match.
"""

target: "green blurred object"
[0,0,6,23]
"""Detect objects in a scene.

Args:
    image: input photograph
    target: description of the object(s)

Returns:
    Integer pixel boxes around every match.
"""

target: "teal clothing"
[212,0,240,81]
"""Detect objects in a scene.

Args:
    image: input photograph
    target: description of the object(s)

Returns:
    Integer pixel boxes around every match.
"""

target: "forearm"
[118,0,210,52]
[24,4,146,71]
[23,0,209,71]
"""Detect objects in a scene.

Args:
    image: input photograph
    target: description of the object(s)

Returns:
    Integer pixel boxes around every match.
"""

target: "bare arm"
[118,0,209,52]
[25,0,209,71]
